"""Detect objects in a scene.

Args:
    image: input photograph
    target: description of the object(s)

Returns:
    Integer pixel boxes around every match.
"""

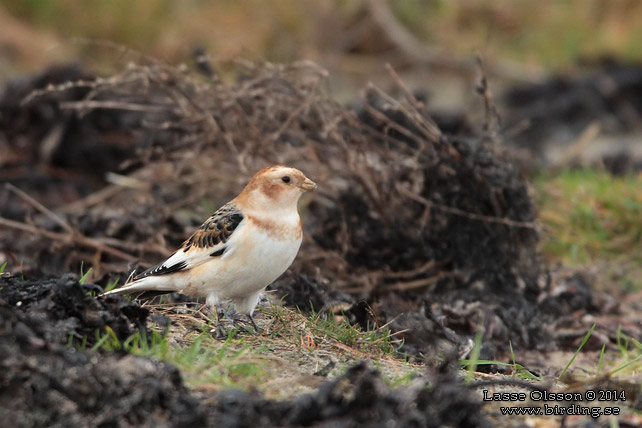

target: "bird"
[103,165,316,330]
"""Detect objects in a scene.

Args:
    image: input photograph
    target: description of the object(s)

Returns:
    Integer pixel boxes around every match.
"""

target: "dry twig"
[0,216,137,262]
[396,183,539,230]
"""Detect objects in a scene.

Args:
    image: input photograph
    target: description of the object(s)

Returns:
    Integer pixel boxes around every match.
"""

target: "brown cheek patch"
[260,182,284,200]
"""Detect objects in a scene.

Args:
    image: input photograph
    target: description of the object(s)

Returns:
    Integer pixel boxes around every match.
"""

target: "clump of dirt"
[205,362,488,428]
[0,281,206,427]
[0,274,153,346]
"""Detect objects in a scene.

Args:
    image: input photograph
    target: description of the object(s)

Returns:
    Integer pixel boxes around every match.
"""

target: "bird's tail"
[102,280,148,296]
[102,276,175,297]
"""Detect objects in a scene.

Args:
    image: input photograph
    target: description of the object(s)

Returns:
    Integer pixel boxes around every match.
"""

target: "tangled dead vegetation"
[1,57,557,359]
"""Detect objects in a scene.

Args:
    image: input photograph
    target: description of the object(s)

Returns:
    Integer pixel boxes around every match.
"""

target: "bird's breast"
[225,224,302,297]
[245,213,302,241]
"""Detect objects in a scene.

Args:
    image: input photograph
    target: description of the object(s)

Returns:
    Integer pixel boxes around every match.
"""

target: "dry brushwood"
[2,58,546,354]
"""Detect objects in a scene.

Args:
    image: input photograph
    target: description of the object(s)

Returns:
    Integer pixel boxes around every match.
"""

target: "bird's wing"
[133,203,245,281]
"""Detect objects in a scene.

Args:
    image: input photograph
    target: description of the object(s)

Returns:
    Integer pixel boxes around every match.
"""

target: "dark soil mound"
[0,314,205,427]
[0,274,150,346]
[206,362,488,428]
[0,274,205,427]
[0,275,488,427]
[303,86,544,356]
[1,60,548,360]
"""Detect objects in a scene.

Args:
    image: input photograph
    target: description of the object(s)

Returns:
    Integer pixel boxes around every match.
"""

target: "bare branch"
[6,183,73,234]
[396,183,539,230]
[0,216,137,262]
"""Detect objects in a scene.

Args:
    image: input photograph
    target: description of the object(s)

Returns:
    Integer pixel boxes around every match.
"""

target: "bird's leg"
[247,313,260,333]
[210,305,238,340]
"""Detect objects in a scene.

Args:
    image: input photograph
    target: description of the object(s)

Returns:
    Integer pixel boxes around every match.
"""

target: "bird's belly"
[183,230,301,299]
[232,235,300,296]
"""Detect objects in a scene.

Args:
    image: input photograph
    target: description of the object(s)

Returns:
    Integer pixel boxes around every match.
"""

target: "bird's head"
[235,165,316,213]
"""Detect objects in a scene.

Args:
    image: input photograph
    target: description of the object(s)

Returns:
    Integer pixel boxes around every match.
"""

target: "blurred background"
[0,0,642,280]
[3,0,642,282]
[2,0,642,99]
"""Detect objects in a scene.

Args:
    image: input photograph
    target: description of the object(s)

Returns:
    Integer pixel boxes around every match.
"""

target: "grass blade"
[465,322,484,382]
[596,343,606,376]
[105,278,119,292]
[79,267,93,285]
[509,340,516,366]
[610,354,642,376]
[558,322,596,380]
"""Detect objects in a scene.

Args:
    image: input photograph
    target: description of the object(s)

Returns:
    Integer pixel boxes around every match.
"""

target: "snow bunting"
[104,165,316,330]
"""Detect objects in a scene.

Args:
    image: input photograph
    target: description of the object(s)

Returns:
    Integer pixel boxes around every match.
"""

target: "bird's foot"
[216,306,237,323]
[210,307,260,338]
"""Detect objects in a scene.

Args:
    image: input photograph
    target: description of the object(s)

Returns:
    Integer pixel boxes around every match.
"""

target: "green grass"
[104,278,119,292]
[608,330,642,377]
[79,266,92,285]
[597,343,606,376]
[461,322,641,387]
[535,168,642,290]
[0,262,7,274]
[265,302,400,357]
[465,321,485,382]
[74,302,410,392]
[89,325,269,390]
[589,330,642,380]
[305,310,399,357]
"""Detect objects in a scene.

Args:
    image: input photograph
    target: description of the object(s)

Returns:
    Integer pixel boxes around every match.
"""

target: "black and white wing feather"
[104,203,244,295]
[134,203,244,280]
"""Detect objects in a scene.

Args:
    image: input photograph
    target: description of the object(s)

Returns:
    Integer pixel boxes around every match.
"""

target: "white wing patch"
[134,241,229,281]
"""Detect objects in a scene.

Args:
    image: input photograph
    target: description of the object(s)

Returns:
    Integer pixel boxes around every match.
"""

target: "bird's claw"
[211,309,261,336]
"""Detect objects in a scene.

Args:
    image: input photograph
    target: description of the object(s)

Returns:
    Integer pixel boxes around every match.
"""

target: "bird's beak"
[300,177,317,191]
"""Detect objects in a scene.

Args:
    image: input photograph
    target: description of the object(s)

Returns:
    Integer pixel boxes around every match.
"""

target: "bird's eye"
[281,176,291,183]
